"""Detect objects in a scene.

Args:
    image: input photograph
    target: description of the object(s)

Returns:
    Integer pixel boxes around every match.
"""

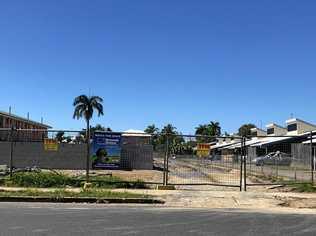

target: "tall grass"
[6,172,147,189]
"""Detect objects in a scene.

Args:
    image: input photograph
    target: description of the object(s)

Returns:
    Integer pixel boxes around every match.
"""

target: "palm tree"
[209,121,221,136]
[144,124,159,135]
[161,124,177,135]
[195,121,221,143]
[238,123,256,136]
[55,131,65,143]
[195,124,209,136]
[145,124,160,151]
[73,95,104,183]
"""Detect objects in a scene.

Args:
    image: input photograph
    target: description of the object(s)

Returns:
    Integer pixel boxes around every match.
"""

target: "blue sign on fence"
[91,132,122,169]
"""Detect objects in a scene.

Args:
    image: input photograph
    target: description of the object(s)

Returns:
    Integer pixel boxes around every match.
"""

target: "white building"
[266,123,287,136]
[286,118,316,135]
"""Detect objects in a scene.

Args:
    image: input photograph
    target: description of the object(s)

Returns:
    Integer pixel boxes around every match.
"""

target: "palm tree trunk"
[86,119,90,183]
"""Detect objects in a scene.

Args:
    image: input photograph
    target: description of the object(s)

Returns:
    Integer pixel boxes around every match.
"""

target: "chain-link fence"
[163,135,242,188]
[0,129,162,184]
[0,129,315,190]
[245,134,315,187]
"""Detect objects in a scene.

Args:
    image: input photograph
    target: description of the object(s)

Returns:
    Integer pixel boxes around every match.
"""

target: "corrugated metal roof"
[227,138,262,149]
[250,136,293,147]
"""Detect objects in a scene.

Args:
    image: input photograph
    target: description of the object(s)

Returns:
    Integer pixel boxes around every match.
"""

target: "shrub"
[8,172,147,189]
[10,172,82,188]
[291,183,316,193]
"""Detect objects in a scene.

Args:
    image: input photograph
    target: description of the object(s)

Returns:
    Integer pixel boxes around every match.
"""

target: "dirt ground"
[113,186,316,214]
[62,169,164,183]
[1,184,316,213]
[57,160,316,213]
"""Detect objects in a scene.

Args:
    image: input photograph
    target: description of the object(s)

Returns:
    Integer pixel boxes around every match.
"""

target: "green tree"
[160,124,177,145]
[238,124,256,136]
[159,124,187,155]
[65,136,72,143]
[92,124,112,132]
[170,135,186,155]
[161,124,177,135]
[75,134,85,144]
[195,121,221,143]
[144,124,159,135]
[80,124,112,138]
[224,132,230,137]
[195,124,209,136]
[209,121,221,136]
[55,131,65,143]
[144,124,160,151]
[73,95,104,183]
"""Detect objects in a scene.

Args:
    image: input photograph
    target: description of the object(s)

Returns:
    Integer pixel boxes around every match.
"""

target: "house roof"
[250,130,316,147]
[302,136,316,144]
[286,118,316,128]
[122,129,151,137]
[211,140,240,150]
[226,138,263,149]
[302,139,316,144]
[250,136,294,147]
[266,123,286,129]
[0,111,51,129]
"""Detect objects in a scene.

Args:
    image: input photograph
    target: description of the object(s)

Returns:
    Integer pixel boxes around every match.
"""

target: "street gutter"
[0,196,165,204]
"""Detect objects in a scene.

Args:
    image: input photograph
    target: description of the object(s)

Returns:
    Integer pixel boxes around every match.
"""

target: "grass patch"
[90,176,147,189]
[9,172,82,188]
[2,172,147,189]
[287,183,316,193]
[0,189,148,199]
[247,173,286,183]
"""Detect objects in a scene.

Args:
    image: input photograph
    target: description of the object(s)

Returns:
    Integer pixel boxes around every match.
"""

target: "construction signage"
[91,132,122,169]
[44,138,58,151]
[197,143,210,158]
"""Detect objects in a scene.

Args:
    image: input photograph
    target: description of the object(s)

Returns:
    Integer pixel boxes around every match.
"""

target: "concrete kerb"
[0,187,164,204]
[0,196,164,204]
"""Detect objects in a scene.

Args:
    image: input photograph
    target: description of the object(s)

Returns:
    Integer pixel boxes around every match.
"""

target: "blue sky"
[1,0,316,134]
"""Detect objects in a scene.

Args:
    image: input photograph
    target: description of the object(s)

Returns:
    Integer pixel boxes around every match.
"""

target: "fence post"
[163,135,169,186]
[243,137,247,192]
[276,158,279,180]
[166,135,170,186]
[9,127,14,178]
[311,131,314,184]
[240,137,243,192]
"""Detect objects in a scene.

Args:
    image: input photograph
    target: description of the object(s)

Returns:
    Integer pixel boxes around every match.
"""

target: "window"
[251,131,258,136]
[267,128,274,135]
[287,123,297,132]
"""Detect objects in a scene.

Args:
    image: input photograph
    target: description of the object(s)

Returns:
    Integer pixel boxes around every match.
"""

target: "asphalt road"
[0,203,316,235]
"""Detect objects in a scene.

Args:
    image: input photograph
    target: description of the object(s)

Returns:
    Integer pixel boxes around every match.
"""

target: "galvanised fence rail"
[245,134,315,188]
[162,135,243,189]
[0,128,315,191]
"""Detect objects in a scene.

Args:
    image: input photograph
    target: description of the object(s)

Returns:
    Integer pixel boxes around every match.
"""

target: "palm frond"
[73,94,104,121]
[73,104,87,119]
[90,96,103,103]
[94,103,104,116]
[73,95,89,106]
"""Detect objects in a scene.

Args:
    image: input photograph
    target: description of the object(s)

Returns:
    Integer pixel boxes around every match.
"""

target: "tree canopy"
[73,95,104,122]
[195,121,221,143]
[238,124,256,136]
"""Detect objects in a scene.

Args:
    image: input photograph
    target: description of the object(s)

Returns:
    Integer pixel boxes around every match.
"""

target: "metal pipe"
[243,137,247,192]
[164,135,170,186]
[311,131,314,184]
[9,127,14,178]
[240,138,243,192]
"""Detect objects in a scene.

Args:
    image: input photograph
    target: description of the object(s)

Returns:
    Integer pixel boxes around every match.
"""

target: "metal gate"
[163,135,243,189]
